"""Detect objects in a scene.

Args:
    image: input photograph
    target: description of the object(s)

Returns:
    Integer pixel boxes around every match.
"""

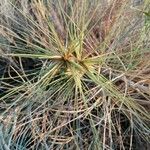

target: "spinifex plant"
[0,0,150,149]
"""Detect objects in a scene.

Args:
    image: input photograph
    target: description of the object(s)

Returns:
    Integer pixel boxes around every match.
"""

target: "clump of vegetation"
[0,0,150,149]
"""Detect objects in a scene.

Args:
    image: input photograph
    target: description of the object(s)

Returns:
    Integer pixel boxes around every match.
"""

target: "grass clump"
[0,0,150,149]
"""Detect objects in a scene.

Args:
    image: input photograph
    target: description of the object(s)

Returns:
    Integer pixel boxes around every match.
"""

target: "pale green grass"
[0,0,150,149]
